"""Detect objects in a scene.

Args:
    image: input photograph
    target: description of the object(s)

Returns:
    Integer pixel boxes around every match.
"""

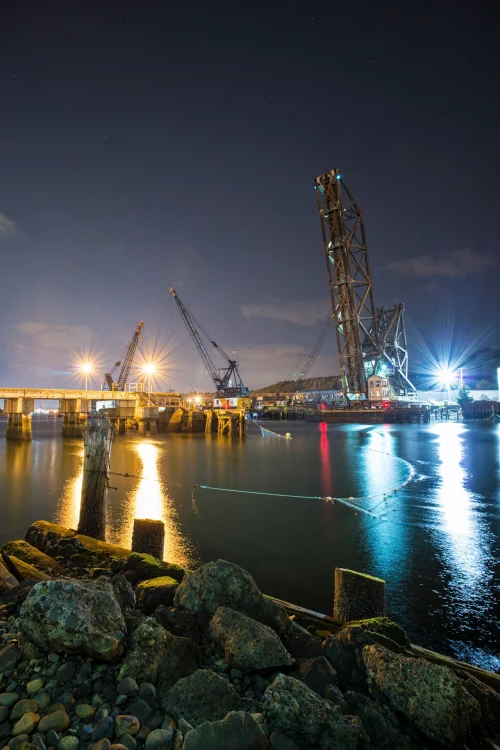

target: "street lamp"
[80,362,93,392]
[435,366,457,402]
[142,364,156,405]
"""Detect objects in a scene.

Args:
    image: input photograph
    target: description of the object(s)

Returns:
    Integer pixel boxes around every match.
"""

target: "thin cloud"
[240,299,329,326]
[386,247,498,279]
[0,213,19,239]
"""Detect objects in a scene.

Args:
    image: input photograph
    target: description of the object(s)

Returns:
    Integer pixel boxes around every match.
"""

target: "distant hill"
[251,375,342,395]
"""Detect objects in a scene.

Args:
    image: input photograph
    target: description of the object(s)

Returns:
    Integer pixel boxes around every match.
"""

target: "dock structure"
[0,387,182,441]
[160,407,246,436]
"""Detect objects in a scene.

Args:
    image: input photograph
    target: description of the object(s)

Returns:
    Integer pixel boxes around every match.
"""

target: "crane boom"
[288,314,333,388]
[104,321,144,391]
[170,288,248,397]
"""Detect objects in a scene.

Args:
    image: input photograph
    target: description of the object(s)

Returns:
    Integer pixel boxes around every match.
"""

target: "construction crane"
[314,168,414,399]
[103,321,144,391]
[170,288,248,398]
[287,313,333,389]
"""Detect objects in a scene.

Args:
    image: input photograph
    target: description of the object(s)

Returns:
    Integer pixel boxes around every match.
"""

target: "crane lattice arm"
[104,321,144,392]
[288,314,333,388]
[170,288,248,397]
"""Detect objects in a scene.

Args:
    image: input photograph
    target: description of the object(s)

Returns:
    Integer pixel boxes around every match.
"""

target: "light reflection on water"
[56,440,190,568]
[430,423,493,612]
[1,418,499,671]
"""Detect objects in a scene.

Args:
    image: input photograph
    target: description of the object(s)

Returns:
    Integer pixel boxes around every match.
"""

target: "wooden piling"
[131,518,165,560]
[77,418,114,540]
[334,567,386,623]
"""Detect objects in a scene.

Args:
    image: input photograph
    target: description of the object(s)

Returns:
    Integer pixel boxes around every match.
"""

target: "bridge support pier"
[60,399,92,438]
[4,398,34,441]
[135,406,159,438]
[118,418,126,435]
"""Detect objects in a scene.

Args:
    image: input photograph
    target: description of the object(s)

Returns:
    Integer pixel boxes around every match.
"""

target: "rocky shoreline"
[0,520,499,750]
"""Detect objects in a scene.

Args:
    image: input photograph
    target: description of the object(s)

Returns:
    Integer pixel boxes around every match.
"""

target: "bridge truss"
[314,168,414,399]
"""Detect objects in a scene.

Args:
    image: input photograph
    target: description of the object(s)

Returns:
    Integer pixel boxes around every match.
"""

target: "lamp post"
[142,364,156,405]
[80,363,92,392]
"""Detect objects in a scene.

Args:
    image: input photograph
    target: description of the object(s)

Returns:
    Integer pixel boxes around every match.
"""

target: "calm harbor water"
[0,417,499,672]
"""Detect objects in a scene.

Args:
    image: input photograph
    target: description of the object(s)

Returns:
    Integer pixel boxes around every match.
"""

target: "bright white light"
[142,363,156,376]
[436,367,457,389]
[80,362,92,374]
[194,395,201,405]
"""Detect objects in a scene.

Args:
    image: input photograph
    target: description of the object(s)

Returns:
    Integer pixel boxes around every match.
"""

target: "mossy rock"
[124,552,189,583]
[136,576,179,613]
[1,541,65,576]
[347,616,411,653]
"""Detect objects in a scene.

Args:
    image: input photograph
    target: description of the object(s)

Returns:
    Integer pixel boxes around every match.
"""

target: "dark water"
[0,417,499,672]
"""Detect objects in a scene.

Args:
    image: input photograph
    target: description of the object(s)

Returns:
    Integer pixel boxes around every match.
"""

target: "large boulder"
[210,606,292,670]
[183,711,269,749]
[115,552,188,583]
[1,541,65,576]
[363,644,480,747]
[156,632,202,693]
[3,555,51,583]
[136,577,178,614]
[289,657,338,698]
[25,521,130,561]
[344,691,420,750]
[161,669,241,727]
[262,674,361,750]
[456,670,500,742]
[174,560,290,636]
[118,617,168,684]
[0,560,19,593]
[19,579,126,660]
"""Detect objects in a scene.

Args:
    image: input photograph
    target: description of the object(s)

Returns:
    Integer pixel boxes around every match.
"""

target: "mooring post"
[131,518,165,560]
[77,417,114,540]
[334,567,386,623]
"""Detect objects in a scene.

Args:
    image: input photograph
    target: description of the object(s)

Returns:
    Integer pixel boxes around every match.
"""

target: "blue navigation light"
[336,174,342,180]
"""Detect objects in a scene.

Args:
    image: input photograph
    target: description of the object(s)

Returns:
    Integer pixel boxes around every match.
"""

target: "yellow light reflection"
[132,442,190,567]
[56,447,84,530]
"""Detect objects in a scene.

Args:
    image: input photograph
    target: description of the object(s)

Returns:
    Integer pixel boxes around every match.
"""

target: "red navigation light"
[320,403,327,410]
[382,401,390,409]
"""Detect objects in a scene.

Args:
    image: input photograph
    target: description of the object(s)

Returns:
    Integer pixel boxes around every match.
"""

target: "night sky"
[1,1,499,392]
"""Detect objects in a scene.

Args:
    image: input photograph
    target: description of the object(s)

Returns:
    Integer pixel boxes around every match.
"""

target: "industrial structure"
[314,168,415,400]
[104,321,144,391]
[287,313,333,391]
[170,288,248,398]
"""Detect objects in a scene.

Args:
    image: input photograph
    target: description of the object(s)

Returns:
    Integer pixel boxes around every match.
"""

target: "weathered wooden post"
[77,418,114,540]
[131,519,165,560]
[334,567,386,623]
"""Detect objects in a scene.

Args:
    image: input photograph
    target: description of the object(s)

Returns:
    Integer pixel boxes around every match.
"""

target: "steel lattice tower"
[314,168,414,399]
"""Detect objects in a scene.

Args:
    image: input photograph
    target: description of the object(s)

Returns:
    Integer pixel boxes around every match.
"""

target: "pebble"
[32,733,46,750]
[92,716,114,741]
[118,734,136,750]
[46,730,60,748]
[56,663,76,684]
[55,693,74,710]
[229,668,244,680]
[95,708,109,723]
[57,737,79,750]
[110,746,129,750]
[38,710,70,734]
[0,693,20,708]
[136,727,150,742]
[146,712,163,731]
[177,719,193,736]
[126,701,151,726]
[12,711,40,736]
[0,707,8,723]
[116,679,138,696]
[9,735,31,750]
[47,654,60,664]
[115,695,127,707]
[93,739,111,750]
[75,704,94,721]
[145,729,174,750]
[46,704,67,716]
[10,698,38,721]
[34,693,51,710]
[115,716,140,738]
[0,722,11,741]
[137,684,156,706]
[27,679,44,695]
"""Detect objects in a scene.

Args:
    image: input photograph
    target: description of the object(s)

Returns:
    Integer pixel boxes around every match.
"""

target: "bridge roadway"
[0,387,168,440]
[0,387,137,400]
